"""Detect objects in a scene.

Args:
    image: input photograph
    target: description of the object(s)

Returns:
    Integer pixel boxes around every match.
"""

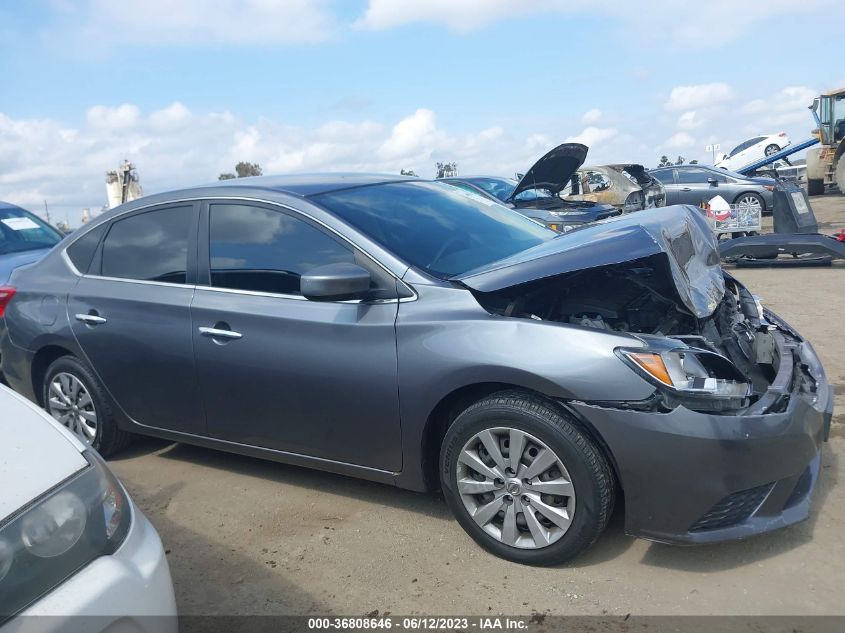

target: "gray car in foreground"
[0,174,832,565]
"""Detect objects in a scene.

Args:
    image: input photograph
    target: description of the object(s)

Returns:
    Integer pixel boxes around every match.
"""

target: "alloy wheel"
[737,195,762,212]
[456,427,575,549]
[47,372,98,444]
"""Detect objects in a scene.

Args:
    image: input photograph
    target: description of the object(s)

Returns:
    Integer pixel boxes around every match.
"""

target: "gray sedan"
[650,164,776,213]
[0,174,832,565]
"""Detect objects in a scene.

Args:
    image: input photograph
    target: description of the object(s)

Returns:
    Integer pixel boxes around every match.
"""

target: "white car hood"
[0,387,88,520]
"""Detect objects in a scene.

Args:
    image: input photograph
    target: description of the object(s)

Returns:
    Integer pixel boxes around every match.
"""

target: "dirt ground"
[108,193,845,617]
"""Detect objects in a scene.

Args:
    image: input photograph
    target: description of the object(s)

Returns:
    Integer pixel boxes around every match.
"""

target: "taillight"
[0,286,17,317]
[778,132,786,137]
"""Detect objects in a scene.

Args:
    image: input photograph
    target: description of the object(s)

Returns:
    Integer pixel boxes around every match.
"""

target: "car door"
[190,200,403,471]
[674,168,719,205]
[651,169,679,204]
[67,203,205,435]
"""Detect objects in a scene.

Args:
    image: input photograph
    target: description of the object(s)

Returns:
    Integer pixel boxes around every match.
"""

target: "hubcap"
[765,145,778,156]
[47,373,97,444]
[738,195,762,212]
[456,427,575,549]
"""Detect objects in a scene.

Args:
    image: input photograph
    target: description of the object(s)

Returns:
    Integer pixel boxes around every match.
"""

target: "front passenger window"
[208,204,356,295]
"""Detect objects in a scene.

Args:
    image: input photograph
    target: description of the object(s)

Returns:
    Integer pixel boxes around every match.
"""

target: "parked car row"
[0,172,832,570]
[441,143,664,232]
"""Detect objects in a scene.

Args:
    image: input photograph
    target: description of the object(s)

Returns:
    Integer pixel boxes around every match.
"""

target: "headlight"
[0,451,131,622]
[618,347,751,411]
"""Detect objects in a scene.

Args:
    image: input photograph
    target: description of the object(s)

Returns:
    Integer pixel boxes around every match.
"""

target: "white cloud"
[565,126,617,147]
[740,86,817,130]
[378,109,444,160]
[0,105,542,225]
[354,0,835,44]
[149,102,192,129]
[354,0,572,32]
[665,83,734,111]
[677,110,703,130]
[581,109,602,125]
[48,0,335,49]
[663,132,696,149]
[86,104,140,129]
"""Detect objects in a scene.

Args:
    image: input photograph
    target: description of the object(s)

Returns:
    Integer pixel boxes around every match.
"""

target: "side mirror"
[301,263,371,301]
[707,177,719,186]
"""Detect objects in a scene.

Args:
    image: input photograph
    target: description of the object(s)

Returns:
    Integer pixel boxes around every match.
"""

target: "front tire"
[440,392,614,566]
[43,356,133,456]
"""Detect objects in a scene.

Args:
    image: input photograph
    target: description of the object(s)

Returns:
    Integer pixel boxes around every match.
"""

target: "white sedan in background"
[0,386,176,633]
[715,132,791,171]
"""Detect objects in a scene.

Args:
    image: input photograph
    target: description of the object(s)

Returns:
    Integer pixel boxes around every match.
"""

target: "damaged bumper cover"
[567,312,833,544]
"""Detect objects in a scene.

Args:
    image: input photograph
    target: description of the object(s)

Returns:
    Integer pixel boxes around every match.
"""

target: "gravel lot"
[108,193,845,617]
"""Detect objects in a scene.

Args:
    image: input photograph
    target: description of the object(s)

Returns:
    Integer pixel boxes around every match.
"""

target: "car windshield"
[465,177,553,202]
[0,207,63,255]
[313,181,555,278]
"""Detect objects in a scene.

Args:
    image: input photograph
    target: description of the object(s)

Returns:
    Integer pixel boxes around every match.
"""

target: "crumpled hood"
[511,143,588,200]
[0,248,52,284]
[455,205,725,319]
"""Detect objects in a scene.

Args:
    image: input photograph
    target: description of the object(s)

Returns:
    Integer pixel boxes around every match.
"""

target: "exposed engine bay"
[471,254,784,412]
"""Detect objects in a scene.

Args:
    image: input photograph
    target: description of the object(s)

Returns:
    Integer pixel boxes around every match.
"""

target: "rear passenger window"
[651,170,674,185]
[208,203,355,295]
[66,223,106,274]
[101,207,191,283]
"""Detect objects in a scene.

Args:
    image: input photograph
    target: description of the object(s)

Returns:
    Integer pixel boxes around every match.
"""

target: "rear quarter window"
[66,224,106,274]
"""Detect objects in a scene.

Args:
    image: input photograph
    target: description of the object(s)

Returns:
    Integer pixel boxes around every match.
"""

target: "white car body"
[0,386,176,633]
[715,132,791,171]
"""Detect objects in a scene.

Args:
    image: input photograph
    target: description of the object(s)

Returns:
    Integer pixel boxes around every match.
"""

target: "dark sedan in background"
[650,164,776,213]
[441,143,622,232]
[0,201,63,285]
[0,174,832,566]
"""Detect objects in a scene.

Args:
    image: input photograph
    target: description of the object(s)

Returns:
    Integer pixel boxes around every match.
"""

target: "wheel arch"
[419,382,623,497]
[31,344,76,406]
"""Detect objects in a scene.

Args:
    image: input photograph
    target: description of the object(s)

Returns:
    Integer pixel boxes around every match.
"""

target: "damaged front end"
[456,205,806,415]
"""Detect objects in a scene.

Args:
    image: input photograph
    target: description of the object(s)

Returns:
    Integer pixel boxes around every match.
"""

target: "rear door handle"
[75,313,107,325]
[680,187,692,191]
[198,326,243,340]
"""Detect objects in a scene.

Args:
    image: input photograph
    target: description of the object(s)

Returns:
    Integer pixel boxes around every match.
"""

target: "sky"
[1,0,843,226]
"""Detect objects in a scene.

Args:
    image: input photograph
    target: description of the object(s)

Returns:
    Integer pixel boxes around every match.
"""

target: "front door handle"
[75,313,107,325]
[680,187,692,191]
[198,326,243,340]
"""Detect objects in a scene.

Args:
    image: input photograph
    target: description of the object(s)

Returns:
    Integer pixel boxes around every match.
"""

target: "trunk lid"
[455,205,725,319]
[510,143,588,200]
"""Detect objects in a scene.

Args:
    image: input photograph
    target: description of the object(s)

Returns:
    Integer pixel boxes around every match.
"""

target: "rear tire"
[764,144,780,157]
[807,178,824,196]
[42,356,133,456]
[734,192,765,212]
[439,391,614,566]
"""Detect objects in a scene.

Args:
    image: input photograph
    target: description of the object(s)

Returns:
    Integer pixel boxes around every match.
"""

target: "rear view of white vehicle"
[715,132,791,171]
[0,386,176,633]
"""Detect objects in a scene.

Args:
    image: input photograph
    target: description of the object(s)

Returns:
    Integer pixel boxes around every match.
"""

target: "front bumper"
[570,319,833,545]
[2,503,177,633]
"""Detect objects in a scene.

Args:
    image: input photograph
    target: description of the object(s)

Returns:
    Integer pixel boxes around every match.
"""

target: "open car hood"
[510,143,588,200]
[455,205,725,319]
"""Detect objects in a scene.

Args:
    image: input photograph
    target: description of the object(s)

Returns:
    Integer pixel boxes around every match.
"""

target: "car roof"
[191,172,417,197]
